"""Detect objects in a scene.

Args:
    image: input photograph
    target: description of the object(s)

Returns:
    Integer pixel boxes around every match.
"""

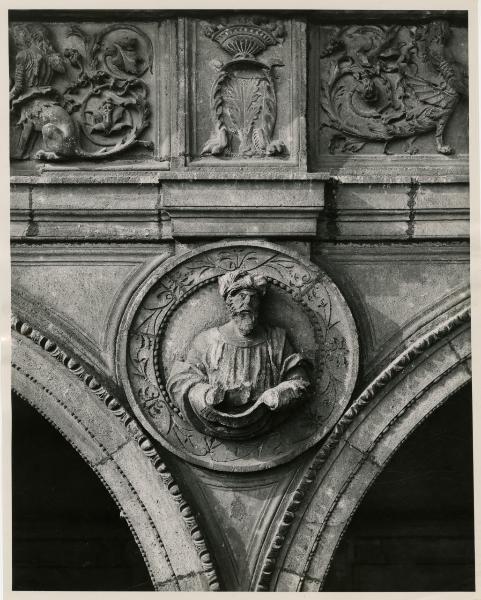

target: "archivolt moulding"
[11,314,219,591]
[255,305,471,591]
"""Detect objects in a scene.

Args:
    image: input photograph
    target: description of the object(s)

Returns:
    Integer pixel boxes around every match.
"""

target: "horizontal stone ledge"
[10,155,469,185]
[162,180,324,238]
[317,222,470,240]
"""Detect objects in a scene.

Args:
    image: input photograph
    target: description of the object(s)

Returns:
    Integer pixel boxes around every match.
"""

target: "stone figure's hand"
[205,382,225,407]
[188,382,224,416]
[259,379,309,411]
[258,387,280,410]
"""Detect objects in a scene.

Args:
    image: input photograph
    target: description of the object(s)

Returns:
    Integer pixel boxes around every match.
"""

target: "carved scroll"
[318,20,468,155]
[9,23,153,161]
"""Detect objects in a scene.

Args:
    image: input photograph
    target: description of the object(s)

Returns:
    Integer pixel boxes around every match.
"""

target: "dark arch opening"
[12,393,154,591]
[323,383,474,592]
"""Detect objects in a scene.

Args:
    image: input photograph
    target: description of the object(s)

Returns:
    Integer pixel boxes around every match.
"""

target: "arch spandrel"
[9,9,471,593]
[267,309,471,591]
[11,322,220,591]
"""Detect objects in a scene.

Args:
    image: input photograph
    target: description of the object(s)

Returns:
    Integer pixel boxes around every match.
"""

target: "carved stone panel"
[309,18,468,169]
[117,241,359,472]
[182,17,306,168]
[9,21,170,164]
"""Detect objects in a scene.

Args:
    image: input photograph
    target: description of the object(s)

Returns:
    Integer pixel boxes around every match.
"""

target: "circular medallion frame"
[117,241,359,472]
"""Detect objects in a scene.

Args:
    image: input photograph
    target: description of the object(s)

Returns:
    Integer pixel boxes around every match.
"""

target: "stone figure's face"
[226,287,261,336]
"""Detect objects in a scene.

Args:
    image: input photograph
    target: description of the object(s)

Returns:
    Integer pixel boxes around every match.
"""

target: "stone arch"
[257,306,471,591]
[11,316,219,591]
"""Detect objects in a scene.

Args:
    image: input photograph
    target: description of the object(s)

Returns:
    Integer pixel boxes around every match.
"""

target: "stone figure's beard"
[233,310,258,336]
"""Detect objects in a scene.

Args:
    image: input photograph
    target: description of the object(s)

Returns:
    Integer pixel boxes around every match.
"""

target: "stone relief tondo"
[200,18,287,158]
[9,22,153,161]
[118,242,359,472]
[319,20,468,155]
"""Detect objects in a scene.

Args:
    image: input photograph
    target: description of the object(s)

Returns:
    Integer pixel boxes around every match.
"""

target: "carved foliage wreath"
[118,243,359,472]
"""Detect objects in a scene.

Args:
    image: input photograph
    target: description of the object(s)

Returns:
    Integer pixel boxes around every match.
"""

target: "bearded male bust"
[167,269,311,439]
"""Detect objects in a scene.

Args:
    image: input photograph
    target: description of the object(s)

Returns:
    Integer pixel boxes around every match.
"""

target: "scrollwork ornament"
[117,242,359,472]
[319,20,468,155]
[9,22,153,161]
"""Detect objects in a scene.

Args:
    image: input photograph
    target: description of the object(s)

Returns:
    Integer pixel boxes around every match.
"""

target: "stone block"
[162,181,324,238]
[10,184,30,210]
[415,183,469,210]
[27,184,162,240]
[412,217,469,239]
[281,441,365,578]
[183,17,306,168]
[334,184,411,210]
[275,568,302,591]
[300,459,380,589]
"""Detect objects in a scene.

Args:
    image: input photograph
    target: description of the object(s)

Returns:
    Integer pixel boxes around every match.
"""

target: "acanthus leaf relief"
[9,23,153,161]
[201,18,287,158]
[319,20,468,155]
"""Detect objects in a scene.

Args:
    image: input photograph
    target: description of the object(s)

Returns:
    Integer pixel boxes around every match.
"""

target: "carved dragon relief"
[9,23,153,161]
[200,18,287,158]
[318,20,468,155]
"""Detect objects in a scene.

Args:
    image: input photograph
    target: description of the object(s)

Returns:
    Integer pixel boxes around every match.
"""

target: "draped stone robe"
[167,321,309,427]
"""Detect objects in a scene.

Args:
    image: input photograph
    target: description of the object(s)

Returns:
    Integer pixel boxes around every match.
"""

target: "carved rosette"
[117,242,359,472]
[200,19,287,158]
[9,22,153,161]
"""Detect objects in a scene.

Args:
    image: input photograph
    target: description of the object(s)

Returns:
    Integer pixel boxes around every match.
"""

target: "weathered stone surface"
[12,244,172,376]
[312,242,469,382]
[162,180,324,238]
[9,9,472,594]
[318,182,469,240]
[310,20,468,165]
[119,241,359,472]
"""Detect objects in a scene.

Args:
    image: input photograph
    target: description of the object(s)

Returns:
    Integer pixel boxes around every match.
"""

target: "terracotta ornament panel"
[117,241,359,472]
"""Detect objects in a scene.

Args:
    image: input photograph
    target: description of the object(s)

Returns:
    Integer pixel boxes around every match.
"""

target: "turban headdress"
[218,269,268,299]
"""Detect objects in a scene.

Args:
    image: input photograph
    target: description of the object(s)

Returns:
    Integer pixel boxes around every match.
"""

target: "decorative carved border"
[255,305,470,591]
[119,240,359,472]
[12,365,172,590]
[11,314,220,591]
[305,361,470,592]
